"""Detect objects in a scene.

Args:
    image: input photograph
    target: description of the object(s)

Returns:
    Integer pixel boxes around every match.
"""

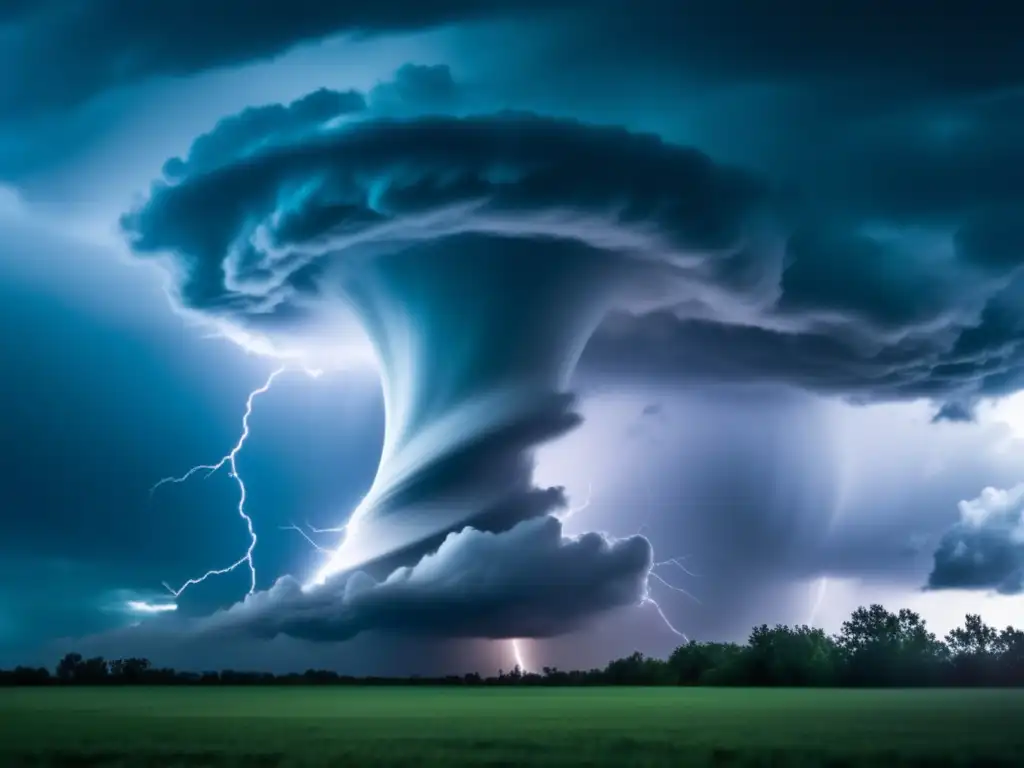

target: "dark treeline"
[3,605,1023,687]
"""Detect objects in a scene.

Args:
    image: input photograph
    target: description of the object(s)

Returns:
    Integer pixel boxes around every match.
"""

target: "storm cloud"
[0,0,573,118]
[929,485,1024,594]
[126,97,1024,408]
[116,69,1024,640]
[203,516,651,642]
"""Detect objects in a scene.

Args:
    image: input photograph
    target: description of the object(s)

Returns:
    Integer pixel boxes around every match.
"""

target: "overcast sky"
[2,0,1023,674]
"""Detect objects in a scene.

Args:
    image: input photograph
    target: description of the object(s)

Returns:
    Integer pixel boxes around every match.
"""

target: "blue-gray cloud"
[368,63,461,114]
[0,0,566,118]
[7,0,1019,122]
[202,517,651,641]
[122,110,763,318]
[163,88,367,180]
[123,92,1024,410]
[929,485,1024,594]
[497,0,1022,107]
[932,402,976,424]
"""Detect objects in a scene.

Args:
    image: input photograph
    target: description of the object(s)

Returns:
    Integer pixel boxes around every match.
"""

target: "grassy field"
[1,687,1021,767]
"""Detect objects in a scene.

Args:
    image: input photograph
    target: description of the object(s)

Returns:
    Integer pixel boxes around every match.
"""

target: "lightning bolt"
[280,521,350,553]
[505,484,594,673]
[126,600,177,614]
[151,366,320,600]
[511,638,529,674]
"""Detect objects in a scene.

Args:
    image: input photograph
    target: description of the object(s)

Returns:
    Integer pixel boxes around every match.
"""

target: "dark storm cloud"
[160,65,466,183]
[162,88,367,179]
[526,0,1022,93]
[483,1,1024,317]
[932,402,976,424]
[124,93,1024,414]
[0,0,567,118]
[359,391,583,576]
[203,517,651,642]
[928,485,1024,594]
[122,111,764,317]
[956,206,1024,273]
[8,0,1018,121]
[368,64,461,113]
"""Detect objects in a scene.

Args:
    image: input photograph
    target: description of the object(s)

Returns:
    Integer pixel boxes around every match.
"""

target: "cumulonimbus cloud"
[125,101,1024,408]
[122,76,1024,639]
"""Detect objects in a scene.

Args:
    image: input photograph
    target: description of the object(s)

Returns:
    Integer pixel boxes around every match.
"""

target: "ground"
[0,687,1020,766]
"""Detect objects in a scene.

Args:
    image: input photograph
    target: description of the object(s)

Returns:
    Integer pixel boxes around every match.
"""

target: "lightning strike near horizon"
[509,482,590,672]
[511,638,528,673]
[150,366,317,600]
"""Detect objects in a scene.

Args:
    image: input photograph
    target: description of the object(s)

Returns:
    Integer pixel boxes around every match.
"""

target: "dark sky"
[1,0,1023,674]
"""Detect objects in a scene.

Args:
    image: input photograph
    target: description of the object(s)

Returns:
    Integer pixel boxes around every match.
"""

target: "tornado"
[123,109,767,640]
[312,234,617,582]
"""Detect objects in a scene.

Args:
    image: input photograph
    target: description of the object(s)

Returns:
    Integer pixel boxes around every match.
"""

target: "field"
[1,687,1022,767]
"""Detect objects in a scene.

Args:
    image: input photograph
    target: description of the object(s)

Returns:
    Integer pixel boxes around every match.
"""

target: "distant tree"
[604,651,672,685]
[3,666,51,686]
[668,641,744,685]
[109,657,151,683]
[835,605,945,686]
[79,656,110,683]
[56,652,83,683]
[746,624,838,686]
[2,604,1019,689]
[996,626,1024,685]
[946,614,1000,685]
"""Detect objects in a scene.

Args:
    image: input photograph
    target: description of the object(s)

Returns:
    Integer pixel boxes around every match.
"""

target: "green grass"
[1,687,1021,766]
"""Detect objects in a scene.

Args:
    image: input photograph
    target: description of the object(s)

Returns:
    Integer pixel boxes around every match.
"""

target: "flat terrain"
[1,687,1021,766]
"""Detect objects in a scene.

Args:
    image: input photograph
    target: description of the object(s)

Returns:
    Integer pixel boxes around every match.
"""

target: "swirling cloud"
[124,94,1024,409]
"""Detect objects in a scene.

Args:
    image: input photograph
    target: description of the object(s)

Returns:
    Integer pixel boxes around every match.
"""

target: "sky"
[2,0,1024,675]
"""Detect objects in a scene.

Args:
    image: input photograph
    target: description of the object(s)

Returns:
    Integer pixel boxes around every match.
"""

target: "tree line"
[3,605,1023,687]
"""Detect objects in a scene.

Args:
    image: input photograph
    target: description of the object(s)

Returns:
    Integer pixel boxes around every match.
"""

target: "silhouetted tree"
[946,614,1000,685]
[604,651,673,685]
[835,605,945,686]
[996,626,1024,685]
[2,606,1021,689]
[668,641,745,685]
[109,657,151,683]
[56,652,83,683]
[745,624,838,686]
